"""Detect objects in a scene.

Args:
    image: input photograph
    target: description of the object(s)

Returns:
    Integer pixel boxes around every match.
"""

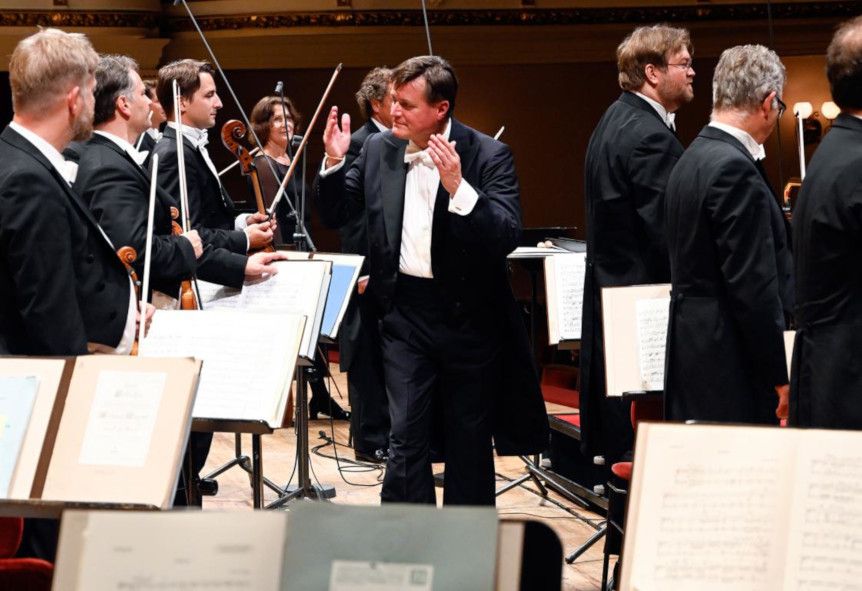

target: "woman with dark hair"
[249,95,349,421]
[248,95,308,247]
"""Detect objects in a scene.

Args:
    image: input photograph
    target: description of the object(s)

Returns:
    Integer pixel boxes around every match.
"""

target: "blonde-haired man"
[580,25,694,464]
[0,28,137,356]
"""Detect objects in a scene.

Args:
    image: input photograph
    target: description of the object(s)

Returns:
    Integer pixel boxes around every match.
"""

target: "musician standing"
[153,59,274,253]
[791,17,862,428]
[317,56,548,505]
[580,25,694,463]
[664,45,789,423]
[0,28,141,560]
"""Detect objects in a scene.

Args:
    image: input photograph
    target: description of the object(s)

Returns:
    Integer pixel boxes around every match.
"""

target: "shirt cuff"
[234,213,251,230]
[448,180,479,216]
[319,158,346,177]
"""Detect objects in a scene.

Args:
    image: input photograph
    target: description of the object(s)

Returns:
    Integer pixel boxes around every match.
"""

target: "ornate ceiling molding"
[0,10,159,29]
[167,2,858,32]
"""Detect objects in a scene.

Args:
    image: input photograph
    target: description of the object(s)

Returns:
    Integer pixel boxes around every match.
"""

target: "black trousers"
[380,274,500,506]
[345,294,389,454]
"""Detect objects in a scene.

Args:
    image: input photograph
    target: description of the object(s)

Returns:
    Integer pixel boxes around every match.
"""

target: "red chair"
[0,518,53,591]
[540,364,580,408]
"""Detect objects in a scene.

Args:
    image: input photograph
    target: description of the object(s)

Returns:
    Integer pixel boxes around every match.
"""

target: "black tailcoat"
[665,125,788,423]
[317,119,548,455]
[580,92,683,459]
[791,113,862,428]
[0,126,129,354]
[71,134,246,294]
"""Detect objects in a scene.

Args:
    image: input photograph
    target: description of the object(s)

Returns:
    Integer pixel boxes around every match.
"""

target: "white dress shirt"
[9,122,136,354]
[321,118,479,279]
[94,130,149,166]
[708,121,766,161]
[634,92,677,131]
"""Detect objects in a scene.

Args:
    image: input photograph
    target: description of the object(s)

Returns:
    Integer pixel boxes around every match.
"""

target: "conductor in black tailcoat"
[318,66,393,461]
[317,56,548,505]
[580,25,693,463]
[665,45,790,424]
[791,17,862,428]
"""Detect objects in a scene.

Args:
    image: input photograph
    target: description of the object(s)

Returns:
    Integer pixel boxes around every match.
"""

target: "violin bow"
[138,153,159,345]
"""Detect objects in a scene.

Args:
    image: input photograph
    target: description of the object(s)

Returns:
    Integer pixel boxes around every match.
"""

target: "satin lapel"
[380,135,408,253]
[96,135,177,211]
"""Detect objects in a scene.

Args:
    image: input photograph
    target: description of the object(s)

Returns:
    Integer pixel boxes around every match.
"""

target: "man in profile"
[317,55,548,505]
[580,25,694,463]
[791,16,862,429]
[664,44,790,423]
[0,28,137,560]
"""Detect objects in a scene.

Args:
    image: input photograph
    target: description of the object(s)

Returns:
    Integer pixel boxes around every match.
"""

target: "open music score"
[197,259,330,360]
[544,252,586,344]
[601,284,671,395]
[139,309,304,427]
[0,356,200,510]
[620,423,862,590]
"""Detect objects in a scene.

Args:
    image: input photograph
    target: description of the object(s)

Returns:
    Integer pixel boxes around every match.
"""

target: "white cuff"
[234,213,251,230]
[447,180,479,216]
[319,158,346,177]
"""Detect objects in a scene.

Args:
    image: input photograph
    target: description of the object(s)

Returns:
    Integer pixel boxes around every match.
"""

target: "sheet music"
[56,511,287,591]
[78,371,165,468]
[547,252,586,342]
[199,261,330,358]
[0,376,39,496]
[625,424,792,591]
[635,296,670,391]
[786,438,862,590]
[139,310,305,425]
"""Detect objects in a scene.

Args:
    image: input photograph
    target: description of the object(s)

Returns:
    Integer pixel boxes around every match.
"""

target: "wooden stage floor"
[201,365,607,591]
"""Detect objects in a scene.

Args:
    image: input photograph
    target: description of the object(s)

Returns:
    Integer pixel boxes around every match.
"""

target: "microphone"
[290,134,304,147]
[275,81,283,95]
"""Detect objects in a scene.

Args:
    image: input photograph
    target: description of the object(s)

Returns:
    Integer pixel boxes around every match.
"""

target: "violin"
[170,206,198,310]
[116,245,142,355]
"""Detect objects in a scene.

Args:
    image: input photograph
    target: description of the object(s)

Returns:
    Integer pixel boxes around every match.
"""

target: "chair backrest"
[630,396,663,429]
[0,518,23,558]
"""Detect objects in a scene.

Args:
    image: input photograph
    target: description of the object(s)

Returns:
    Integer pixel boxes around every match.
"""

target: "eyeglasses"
[775,97,787,117]
[666,60,694,71]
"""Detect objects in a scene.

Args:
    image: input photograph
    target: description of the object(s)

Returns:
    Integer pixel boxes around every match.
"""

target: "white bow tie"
[129,149,149,167]
[59,160,78,185]
[404,145,434,168]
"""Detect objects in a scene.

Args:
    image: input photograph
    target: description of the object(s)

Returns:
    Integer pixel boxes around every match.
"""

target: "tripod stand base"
[267,483,336,508]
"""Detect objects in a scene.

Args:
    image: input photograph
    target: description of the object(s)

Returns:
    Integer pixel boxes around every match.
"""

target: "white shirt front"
[708,121,766,161]
[94,130,148,166]
[634,92,676,131]
[9,122,136,355]
[320,118,480,279]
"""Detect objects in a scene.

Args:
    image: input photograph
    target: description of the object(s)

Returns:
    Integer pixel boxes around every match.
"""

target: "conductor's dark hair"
[93,54,139,126]
[827,16,862,110]
[156,59,214,119]
[391,55,458,117]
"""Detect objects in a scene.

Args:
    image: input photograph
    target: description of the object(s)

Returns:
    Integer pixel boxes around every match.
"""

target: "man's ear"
[116,94,132,119]
[761,91,776,119]
[643,63,661,86]
[436,99,450,120]
[67,85,82,118]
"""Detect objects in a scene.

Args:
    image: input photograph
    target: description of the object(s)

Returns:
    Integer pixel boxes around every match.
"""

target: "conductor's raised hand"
[322,106,351,167]
[244,250,289,282]
[428,134,462,195]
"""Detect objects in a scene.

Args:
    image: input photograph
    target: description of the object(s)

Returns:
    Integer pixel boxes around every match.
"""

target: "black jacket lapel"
[380,133,408,254]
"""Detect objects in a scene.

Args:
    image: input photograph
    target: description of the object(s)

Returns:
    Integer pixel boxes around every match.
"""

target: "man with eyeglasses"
[664,44,792,424]
[580,25,694,465]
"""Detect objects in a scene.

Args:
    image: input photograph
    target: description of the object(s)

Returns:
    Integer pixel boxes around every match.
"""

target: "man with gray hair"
[791,16,862,429]
[664,44,791,424]
[580,25,694,464]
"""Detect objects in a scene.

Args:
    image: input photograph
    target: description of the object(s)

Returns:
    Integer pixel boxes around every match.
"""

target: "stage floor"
[202,364,607,591]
